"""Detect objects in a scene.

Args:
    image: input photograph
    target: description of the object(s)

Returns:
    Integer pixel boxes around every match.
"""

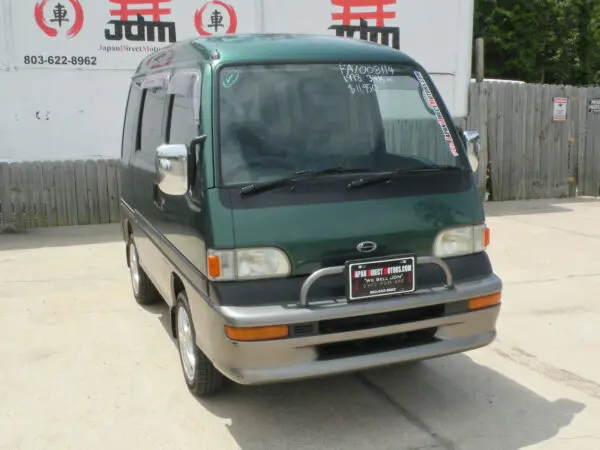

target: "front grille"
[290,323,318,338]
[288,304,444,339]
[318,304,444,335]
[316,328,439,361]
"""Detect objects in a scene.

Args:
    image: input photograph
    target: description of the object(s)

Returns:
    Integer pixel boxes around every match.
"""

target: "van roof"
[134,33,420,77]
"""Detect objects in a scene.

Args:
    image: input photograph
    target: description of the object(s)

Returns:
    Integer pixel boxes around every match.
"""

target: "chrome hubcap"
[129,240,140,296]
[177,305,196,382]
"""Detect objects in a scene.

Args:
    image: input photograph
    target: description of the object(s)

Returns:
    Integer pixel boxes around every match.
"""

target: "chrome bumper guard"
[298,256,454,308]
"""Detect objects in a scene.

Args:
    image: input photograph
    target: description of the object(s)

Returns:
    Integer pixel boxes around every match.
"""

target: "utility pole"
[475,37,485,82]
[578,0,593,85]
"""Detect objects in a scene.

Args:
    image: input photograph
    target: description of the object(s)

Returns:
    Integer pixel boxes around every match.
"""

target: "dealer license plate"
[345,255,416,301]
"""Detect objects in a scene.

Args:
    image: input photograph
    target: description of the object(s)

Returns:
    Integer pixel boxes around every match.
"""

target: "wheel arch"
[124,219,133,267]
[170,272,186,338]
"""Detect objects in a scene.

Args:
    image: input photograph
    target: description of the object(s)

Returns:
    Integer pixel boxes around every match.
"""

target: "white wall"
[0,70,130,161]
[0,0,473,162]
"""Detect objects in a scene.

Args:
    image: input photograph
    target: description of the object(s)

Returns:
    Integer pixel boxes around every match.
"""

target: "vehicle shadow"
[484,197,600,217]
[142,301,174,339]
[0,223,121,251]
[193,357,584,450]
[360,358,586,449]
[146,300,584,450]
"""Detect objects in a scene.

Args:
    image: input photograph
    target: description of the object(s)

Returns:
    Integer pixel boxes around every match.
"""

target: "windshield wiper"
[240,167,373,196]
[347,165,464,189]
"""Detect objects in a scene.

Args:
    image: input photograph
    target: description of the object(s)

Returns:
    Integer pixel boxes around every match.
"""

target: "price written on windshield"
[338,64,394,94]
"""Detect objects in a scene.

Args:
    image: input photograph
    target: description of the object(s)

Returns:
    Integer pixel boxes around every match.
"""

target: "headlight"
[237,248,290,279]
[433,224,489,258]
[207,248,291,281]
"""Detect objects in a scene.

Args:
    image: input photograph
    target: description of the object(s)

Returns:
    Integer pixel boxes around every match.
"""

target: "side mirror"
[156,144,189,196]
[463,130,481,173]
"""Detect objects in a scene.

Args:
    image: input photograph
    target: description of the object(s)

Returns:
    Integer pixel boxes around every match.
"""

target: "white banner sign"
[12,0,257,70]
[11,0,455,71]
[5,0,470,118]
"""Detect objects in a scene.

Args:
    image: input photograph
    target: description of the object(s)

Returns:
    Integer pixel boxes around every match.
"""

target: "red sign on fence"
[553,97,568,121]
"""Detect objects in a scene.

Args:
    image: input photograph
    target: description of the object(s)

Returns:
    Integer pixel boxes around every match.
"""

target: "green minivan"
[118,34,502,397]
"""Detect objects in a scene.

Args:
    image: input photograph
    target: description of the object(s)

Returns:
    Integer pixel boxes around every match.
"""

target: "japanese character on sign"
[34,0,84,39]
[329,0,400,50]
[105,0,177,43]
[209,10,224,32]
[50,3,69,27]
[195,0,238,36]
[332,0,396,26]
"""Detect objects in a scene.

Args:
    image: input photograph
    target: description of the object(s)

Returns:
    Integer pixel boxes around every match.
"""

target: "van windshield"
[217,63,467,186]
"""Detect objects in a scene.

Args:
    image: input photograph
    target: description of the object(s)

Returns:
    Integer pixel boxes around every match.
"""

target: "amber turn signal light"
[484,227,491,247]
[207,255,221,278]
[468,292,501,311]
[225,324,289,342]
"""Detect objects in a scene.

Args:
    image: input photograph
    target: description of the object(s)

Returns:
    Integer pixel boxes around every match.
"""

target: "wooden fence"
[0,159,121,232]
[467,82,600,201]
[4,81,600,231]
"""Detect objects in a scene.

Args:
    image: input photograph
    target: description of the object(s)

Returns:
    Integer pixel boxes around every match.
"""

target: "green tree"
[473,0,600,86]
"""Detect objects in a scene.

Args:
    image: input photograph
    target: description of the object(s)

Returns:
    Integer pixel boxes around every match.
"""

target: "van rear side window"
[121,84,143,160]
[135,89,146,152]
[140,87,166,154]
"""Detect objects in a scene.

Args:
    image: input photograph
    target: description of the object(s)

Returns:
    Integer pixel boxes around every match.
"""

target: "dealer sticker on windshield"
[414,71,459,157]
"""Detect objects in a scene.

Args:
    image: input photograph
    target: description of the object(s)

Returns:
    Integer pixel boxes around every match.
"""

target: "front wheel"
[175,291,225,397]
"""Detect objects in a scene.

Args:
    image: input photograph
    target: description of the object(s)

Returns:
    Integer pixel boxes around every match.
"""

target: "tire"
[127,234,161,306]
[175,291,225,397]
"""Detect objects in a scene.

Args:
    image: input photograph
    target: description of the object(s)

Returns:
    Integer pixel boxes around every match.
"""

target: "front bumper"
[226,321,496,385]
[189,265,502,386]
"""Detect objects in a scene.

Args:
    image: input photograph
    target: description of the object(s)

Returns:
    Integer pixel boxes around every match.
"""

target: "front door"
[130,73,172,299]
[156,69,209,279]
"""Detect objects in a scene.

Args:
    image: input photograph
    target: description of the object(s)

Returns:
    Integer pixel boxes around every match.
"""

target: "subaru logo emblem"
[356,241,377,253]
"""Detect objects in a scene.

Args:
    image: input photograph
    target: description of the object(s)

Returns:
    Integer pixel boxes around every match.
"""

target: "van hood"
[229,187,484,275]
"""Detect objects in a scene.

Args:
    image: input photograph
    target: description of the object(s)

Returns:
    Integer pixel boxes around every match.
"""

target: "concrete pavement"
[0,198,599,449]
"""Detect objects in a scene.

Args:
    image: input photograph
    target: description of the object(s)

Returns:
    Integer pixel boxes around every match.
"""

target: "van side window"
[167,71,202,197]
[166,92,198,146]
[140,86,166,154]
[166,71,201,146]
[121,83,143,161]
[135,89,147,152]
